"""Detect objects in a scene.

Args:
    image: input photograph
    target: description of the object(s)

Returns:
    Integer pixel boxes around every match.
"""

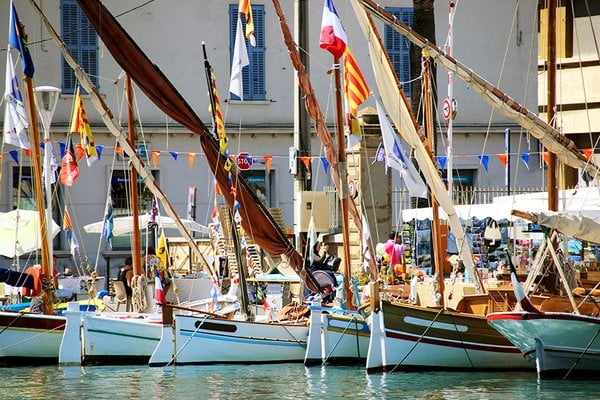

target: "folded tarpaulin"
[0,267,34,289]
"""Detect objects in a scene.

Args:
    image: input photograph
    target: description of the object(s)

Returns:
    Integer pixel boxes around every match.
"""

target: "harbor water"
[0,364,597,400]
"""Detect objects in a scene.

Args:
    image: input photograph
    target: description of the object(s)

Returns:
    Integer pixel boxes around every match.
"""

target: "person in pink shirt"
[384,232,405,267]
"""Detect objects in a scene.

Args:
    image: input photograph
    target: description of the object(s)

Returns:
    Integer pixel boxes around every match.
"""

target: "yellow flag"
[157,230,168,266]
[70,87,98,166]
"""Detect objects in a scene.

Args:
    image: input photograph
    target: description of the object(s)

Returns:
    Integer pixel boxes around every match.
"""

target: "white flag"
[3,52,30,149]
[376,99,427,198]
[361,213,371,270]
[229,13,249,100]
[307,216,317,264]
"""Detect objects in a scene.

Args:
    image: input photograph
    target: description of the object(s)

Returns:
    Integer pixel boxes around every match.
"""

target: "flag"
[70,87,98,166]
[3,52,30,149]
[63,208,79,257]
[477,155,489,172]
[376,99,427,198]
[209,71,226,140]
[102,197,114,249]
[210,283,219,311]
[520,153,530,170]
[149,196,158,227]
[157,230,168,267]
[239,0,255,46]
[344,47,369,115]
[307,216,317,264]
[9,1,34,78]
[373,143,385,164]
[59,138,80,186]
[154,268,166,305]
[319,0,347,58]
[230,13,249,100]
[43,141,58,184]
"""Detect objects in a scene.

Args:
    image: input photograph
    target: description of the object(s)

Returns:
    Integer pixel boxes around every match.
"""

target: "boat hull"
[487,311,600,377]
[82,313,162,364]
[0,312,65,365]
[367,301,531,371]
[150,314,308,366]
[305,306,369,366]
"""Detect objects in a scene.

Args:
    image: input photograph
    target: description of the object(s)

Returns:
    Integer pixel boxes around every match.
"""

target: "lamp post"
[34,86,61,261]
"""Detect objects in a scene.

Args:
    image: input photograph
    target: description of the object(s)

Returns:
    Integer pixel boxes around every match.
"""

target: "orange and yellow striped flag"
[343,47,370,115]
[71,87,98,166]
[239,0,255,46]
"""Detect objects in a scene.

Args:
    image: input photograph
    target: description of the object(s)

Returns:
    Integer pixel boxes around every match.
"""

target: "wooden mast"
[125,75,143,280]
[333,58,355,310]
[422,54,444,307]
[547,0,558,212]
[23,78,53,315]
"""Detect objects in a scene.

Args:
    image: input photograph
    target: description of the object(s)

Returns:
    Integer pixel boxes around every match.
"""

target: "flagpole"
[333,57,354,310]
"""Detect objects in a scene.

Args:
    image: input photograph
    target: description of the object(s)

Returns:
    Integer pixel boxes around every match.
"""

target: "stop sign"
[236,152,253,170]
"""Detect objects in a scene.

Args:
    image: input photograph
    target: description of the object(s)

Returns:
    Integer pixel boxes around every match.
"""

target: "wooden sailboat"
[0,3,66,365]
[349,0,534,371]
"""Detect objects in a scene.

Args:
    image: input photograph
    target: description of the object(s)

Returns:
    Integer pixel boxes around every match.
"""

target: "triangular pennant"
[299,156,311,171]
[477,155,489,172]
[582,148,593,161]
[542,151,550,166]
[321,157,329,174]
[59,141,66,158]
[215,182,222,196]
[262,155,272,172]
[169,151,178,161]
[9,149,19,164]
[187,152,196,170]
[115,146,123,155]
[437,156,447,170]
[151,150,160,167]
[497,153,508,167]
[96,145,104,160]
[520,153,530,170]
[24,149,31,158]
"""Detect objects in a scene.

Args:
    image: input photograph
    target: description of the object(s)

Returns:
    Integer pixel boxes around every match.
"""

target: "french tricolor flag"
[155,270,166,305]
[319,0,347,59]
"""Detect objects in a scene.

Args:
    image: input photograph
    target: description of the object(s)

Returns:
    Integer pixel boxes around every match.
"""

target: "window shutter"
[384,7,413,97]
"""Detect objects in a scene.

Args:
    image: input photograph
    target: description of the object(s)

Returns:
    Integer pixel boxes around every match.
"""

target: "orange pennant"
[75,144,85,161]
[215,182,222,196]
[151,150,160,167]
[24,149,31,158]
[300,156,311,170]
[262,155,272,172]
[582,148,593,161]
[497,153,508,167]
[115,146,123,155]
[542,152,550,166]
[188,152,196,170]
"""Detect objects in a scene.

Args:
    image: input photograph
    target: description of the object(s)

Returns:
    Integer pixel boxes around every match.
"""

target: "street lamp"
[34,86,61,260]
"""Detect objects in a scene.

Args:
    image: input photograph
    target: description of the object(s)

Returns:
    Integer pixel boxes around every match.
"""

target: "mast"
[446,0,455,198]
[547,0,558,212]
[423,54,444,307]
[23,77,53,315]
[125,75,143,279]
[333,57,355,310]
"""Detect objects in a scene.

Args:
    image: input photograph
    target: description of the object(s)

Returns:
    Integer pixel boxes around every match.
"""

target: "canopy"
[83,214,209,236]
[0,210,60,257]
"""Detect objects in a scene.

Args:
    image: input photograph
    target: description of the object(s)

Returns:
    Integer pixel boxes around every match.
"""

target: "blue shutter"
[61,0,98,94]
[384,7,413,97]
[229,4,265,101]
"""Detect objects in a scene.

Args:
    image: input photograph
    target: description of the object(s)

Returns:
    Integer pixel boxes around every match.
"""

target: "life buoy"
[21,265,42,297]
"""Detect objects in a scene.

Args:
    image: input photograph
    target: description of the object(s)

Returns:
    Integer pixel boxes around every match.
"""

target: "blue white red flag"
[319,0,347,58]
[155,269,166,305]
[3,52,30,149]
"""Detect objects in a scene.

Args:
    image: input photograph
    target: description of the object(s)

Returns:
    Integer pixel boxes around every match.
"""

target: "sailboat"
[487,210,600,378]
[55,0,313,366]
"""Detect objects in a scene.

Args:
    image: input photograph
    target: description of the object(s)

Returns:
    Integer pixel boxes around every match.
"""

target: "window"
[240,169,274,208]
[61,0,98,94]
[384,7,414,97]
[229,4,265,101]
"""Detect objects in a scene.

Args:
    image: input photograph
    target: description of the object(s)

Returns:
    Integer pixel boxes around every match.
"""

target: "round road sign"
[236,152,253,170]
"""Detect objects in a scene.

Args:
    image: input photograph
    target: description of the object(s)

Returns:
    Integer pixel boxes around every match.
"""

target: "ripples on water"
[0,365,597,400]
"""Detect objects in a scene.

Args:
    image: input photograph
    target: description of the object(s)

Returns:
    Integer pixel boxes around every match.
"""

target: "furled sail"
[354,0,600,178]
[350,0,484,293]
[58,1,303,273]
